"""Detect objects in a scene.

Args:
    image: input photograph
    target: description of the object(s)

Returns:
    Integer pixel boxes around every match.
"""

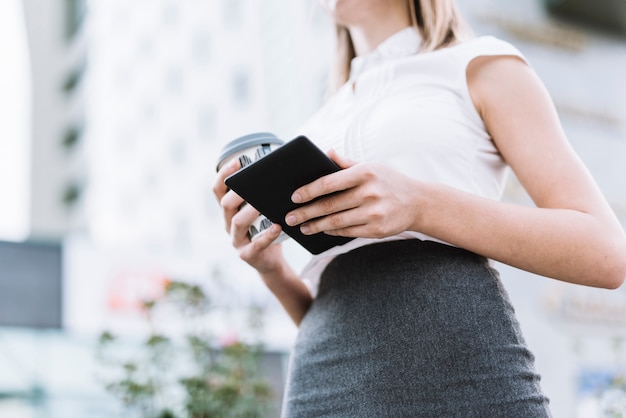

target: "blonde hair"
[331,0,472,91]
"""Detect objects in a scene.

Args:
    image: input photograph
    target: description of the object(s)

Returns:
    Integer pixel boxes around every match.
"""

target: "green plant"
[96,280,273,418]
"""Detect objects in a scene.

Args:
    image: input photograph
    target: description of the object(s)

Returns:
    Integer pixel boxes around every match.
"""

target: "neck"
[348,8,412,56]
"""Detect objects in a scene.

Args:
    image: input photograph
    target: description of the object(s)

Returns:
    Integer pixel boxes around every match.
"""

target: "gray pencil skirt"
[281,239,551,417]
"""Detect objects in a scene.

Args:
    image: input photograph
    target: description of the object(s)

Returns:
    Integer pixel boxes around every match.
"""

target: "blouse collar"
[350,26,422,80]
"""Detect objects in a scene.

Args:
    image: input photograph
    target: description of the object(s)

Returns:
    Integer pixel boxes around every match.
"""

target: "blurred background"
[0,0,625,417]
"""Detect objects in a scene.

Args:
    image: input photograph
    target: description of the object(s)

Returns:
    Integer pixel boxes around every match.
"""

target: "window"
[192,32,212,65]
[165,67,184,96]
[162,2,179,26]
[198,105,217,141]
[61,181,83,208]
[62,59,87,95]
[65,0,87,40]
[61,122,84,151]
[170,140,187,165]
[143,100,157,121]
[232,70,250,107]
[223,0,243,29]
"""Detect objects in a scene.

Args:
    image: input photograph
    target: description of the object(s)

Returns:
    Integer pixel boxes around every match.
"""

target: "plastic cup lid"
[216,132,284,171]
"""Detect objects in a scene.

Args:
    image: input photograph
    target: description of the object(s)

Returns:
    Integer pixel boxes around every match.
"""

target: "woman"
[214,0,626,416]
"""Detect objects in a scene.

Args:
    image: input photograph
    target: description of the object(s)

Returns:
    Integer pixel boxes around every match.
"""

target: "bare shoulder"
[465,54,547,121]
[464,53,606,214]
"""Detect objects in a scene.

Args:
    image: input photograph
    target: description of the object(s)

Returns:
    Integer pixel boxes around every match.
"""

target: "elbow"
[578,231,626,290]
[599,239,626,290]
[604,264,626,290]
[602,273,624,290]
[591,266,625,290]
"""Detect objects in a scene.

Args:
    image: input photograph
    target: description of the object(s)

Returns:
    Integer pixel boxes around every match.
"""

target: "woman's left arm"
[285,55,626,289]
[452,54,626,288]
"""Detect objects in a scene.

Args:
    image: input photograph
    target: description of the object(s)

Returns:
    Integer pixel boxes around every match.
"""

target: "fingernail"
[286,215,296,226]
[292,193,302,203]
[300,224,310,235]
[270,224,280,234]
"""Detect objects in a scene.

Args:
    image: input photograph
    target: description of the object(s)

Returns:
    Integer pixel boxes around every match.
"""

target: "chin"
[320,0,367,26]
[319,0,389,26]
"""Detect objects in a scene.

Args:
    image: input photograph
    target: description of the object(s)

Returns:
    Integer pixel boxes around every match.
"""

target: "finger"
[251,223,282,250]
[238,224,282,261]
[291,164,362,205]
[221,189,245,232]
[317,205,377,237]
[286,187,359,227]
[212,159,241,201]
[327,149,357,169]
[231,203,260,246]
[324,224,367,238]
[299,207,366,236]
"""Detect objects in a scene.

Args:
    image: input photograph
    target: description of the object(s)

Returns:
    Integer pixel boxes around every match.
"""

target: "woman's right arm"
[213,159,313,326]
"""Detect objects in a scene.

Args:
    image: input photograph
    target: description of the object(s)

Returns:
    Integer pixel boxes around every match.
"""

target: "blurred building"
[82,0,331,258]
[59,0,334,352]
[3,1,332,417]
[1,0,333,346]
[0,0,86,242]
[1,0,333,251]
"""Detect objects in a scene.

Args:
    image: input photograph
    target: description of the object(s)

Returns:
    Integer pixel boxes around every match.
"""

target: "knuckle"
[370,208,385,221]
[329,215,343,229]
[220,194,233,210]
[321,197,335,213]
[320,175,334,191]
[249,237,269,255]
[362,187,378,201]
[368,214,386,237]
[361,165,377,180]
[231,215,245,231]
[373,226,386,237]
[224,198,242,214]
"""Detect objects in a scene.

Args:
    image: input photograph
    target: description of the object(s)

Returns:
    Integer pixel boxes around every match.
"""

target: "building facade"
[0,0,88,242]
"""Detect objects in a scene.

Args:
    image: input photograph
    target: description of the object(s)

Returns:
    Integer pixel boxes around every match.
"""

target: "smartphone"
[225,135,355,254]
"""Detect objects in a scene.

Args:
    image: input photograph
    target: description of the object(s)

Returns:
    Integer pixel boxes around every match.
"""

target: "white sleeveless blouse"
[296,27,526,296]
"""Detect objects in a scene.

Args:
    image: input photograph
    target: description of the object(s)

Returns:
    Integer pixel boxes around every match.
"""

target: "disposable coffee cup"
[216,132,289,243]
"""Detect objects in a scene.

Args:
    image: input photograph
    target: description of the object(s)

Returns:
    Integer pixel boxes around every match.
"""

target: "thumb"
[327,149,357,169]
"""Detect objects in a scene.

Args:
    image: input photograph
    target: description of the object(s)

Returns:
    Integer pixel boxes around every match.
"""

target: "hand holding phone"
[225,136,355,254]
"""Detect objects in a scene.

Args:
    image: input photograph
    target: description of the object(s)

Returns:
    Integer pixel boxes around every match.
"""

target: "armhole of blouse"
[459,37,529,130]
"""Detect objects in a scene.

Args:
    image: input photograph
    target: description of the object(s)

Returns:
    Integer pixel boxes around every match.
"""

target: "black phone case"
[224,135,354,254]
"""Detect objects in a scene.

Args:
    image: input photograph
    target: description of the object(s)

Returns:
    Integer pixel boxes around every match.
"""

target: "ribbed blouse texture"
[296,27,526,295]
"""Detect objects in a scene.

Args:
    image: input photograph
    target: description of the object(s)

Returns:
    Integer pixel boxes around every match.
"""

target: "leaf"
[98,331,115,345]
[156,409,178,418]
[146,334,170,347]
